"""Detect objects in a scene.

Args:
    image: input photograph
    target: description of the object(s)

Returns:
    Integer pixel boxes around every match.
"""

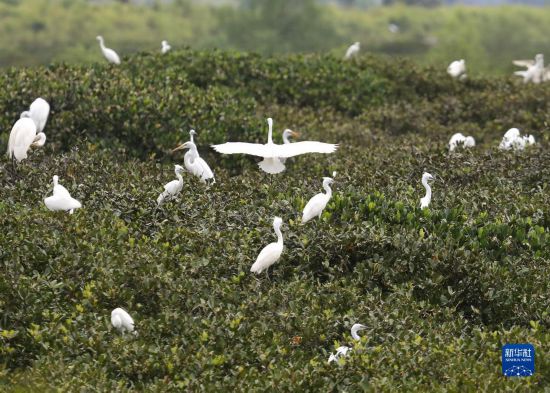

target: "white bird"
[111,308,136,335]
[344,42,360,60]
[499,128,535,151]
[96,36,121,65]
[447,59,466,79]
[44,175,82,214]
[328,323,367,364]
[20,97,50,133]
[302,177,334,224]
[448,133,476,152]
[6,118,46,162]
[513,54,547,84]
[161,40,171,54]
[157,165,185,206]
[420,172,434,209]
[250,217,284,274]
[172,133,215,184]
[211,118,338,174]
[388,23,400,33]
[280,128,299,164]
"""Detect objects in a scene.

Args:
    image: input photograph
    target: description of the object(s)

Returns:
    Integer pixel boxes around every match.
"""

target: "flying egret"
[420,172,434,209]
[96,36,121,65]
[499,128,535,151]
[157,165,185,206]
[44,175,82,214]
[302,177,334,224]
[172,134,215,184]
[280,129,300,164]
[161,40,171,54]
[111,308,136,335]
[250,217,284,275]
[448,133,475,152]
[328,323,367,364]
[447,59,466,79]
[6,118,46,162]
[344,42,360,60]
[21,97,50,133]
[513,54,546,84]
[211,118,338,174]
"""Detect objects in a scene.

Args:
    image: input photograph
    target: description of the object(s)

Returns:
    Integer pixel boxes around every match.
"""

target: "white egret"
[111,308,136,335]
[212,118,338,174]
[250,217,284,275]
[328,323,367,364]
[388,23,400,33]
[44,175,82,214]
[447,59,466,79]
[513,54,546,84]
[344,42,360,60]
[172,134,215,184]
[420,172,434,209]
[448,133,475,152]
[6,118,46,162]
[21,97,50,133]
[157,165,185,206]
[161,40,171,54]
[499,128,535,151]
[302,177,334,224]
[280,128,299,164]
[96,36,121,65]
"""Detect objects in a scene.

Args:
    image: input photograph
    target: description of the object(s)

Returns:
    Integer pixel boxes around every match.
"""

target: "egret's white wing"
[195,157,214,179]
[11,118,37,161]
[30,98,50,133]
[513,60,534,68]
[212,142,272,157]
[302,193,329,222]
[251,242,283,273]
[164,179,182,195]
[54,184,71,197]
[274,141,338,158]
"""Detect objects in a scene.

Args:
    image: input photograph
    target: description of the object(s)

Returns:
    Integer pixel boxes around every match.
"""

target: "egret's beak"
[290,130,301,138]
[171,143,187,153]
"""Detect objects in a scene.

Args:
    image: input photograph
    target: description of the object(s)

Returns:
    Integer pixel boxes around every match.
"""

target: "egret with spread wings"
[211,118,338,174]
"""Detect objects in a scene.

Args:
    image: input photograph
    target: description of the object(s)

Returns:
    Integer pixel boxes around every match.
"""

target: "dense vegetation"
[1,50,549,390]
[2,0,550,74]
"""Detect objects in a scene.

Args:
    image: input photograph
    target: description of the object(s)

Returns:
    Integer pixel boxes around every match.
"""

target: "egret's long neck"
[422,178,431,200]
[33,133,46,147]
[323,181,332,198]
[189,132,194,143]
[53,178,58,187]
[283,132,290,144]
[351,328,361,341]
[267,120,273,144]
[274,224,283,245]
[176,171,183,183]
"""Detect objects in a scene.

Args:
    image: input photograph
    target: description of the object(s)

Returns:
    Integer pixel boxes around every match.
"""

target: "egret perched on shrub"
[328,323,367,364]
[96,36,120,65]
[344,42,360,60]
[447,59,466,79]
[21,97,50,134]
[420,172,434,209]
[302,177,334,224]
[448,133,475,152]
[513,54,548,84]
[212,118,338,174]
[161,40,171,54]
[111,308,136,335]
[172,131,215,184]
[250,217,284,275]
[6,118,46,162]
[44,175,82,214]
[157,165,185,206]
[279,129,299,164]
[499,128,535,151]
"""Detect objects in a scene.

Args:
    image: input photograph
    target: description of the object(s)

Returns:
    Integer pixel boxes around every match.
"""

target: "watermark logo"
[502,344,535,377]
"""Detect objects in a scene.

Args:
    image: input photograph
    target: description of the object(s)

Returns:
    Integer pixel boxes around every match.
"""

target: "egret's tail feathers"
[157,191,167,206]
[250,262,263,274]
[258,158,285,174]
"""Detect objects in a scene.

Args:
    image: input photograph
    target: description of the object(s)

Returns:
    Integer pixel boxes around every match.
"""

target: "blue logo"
[502,344,535,377]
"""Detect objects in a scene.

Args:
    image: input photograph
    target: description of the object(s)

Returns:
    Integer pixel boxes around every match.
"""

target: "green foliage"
[2,0,550,75]
[0,50,549,390]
